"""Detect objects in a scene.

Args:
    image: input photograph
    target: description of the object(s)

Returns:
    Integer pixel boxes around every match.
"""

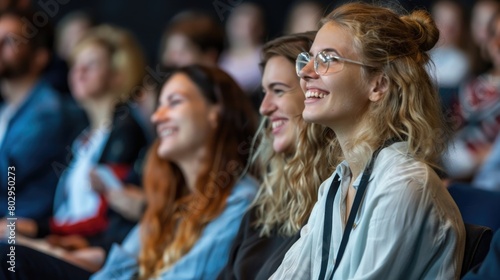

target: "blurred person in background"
[3,24,149,271]
[443,10,500,183]
[55,11,95,64]
[470,0,500,75]
[47,10,95,95]
[159,10,224,69]
[0,0,31,11]
[0,9,72,223]
[219,2,265,111]
[283,0,324,34]
[429,0,472,111]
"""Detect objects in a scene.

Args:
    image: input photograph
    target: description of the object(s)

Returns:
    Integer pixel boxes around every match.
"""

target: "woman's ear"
[34,49,50,74]
[108,70,127,100]
[369,73,388,102]
[109,71,123,90]
[208,104,221,129]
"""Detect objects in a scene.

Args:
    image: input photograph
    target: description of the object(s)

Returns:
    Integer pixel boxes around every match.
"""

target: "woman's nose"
[299,59,319,80]
[259,92,277,116]
[151,106,169,124]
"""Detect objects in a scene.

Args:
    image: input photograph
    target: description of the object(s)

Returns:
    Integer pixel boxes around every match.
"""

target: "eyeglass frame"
[296,49,374,77]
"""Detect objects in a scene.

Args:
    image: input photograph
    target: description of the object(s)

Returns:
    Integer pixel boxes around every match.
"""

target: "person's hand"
[15,235,68,258]
[16,235,104,272]
[89,166,145,221]
[0,218,8,237]
[46,234,89,251]
[106,185,146,221]
[17,219,38,237]
[0,218,38,238]
[442,178,451,188]
[473,143,492,167]
[89,168,107,194]
[64,247,106,272]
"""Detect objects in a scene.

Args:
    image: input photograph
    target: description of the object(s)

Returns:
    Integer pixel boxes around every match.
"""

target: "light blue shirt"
[473,134,500,191]
[91,175,258,280]
[270,142,465,280]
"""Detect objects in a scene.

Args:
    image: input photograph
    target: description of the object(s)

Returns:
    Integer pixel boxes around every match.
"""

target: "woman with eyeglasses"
[217,31,334,280]
[271,3,465,280]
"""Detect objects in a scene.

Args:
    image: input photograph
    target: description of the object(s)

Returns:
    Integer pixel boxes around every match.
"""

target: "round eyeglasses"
[296,50,372,77]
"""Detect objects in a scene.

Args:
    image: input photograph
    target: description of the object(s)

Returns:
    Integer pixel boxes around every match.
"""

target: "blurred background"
[27,0,442,65]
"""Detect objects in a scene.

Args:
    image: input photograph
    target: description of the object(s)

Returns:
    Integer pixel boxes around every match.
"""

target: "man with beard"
[0,9,70,226]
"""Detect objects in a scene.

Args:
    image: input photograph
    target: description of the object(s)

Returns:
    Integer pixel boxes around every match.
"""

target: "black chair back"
[461,223,493,278]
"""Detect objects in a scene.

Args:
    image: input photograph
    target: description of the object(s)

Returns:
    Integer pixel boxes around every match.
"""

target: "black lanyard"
[318,143,390,280]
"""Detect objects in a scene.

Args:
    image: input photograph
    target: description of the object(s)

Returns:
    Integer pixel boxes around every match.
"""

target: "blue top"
[473,133,500,191]
[0,80,71,220]
[91,175,258,280]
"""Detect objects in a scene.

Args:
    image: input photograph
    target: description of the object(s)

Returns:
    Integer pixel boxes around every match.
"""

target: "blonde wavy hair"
[251,32,335,237]
[320,2,451,170]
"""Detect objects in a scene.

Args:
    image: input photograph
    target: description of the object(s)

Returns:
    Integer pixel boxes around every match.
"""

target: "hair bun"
[400,10,439,53]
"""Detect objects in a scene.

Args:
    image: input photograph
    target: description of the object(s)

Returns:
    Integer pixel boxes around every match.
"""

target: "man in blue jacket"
[0,9,73,225]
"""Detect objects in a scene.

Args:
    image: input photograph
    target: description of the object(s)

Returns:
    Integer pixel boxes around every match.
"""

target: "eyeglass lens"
[296,51,341,76]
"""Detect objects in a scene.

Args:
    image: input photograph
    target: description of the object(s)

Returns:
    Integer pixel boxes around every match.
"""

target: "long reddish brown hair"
[138,65,257,279]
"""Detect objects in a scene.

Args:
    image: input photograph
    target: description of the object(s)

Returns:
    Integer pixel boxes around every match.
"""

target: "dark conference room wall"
[33,0,437,65]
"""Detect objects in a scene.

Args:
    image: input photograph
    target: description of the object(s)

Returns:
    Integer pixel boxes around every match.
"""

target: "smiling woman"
[90,64,259,280]
[151,73,220,170]
[259,55,306,154]
[271,3,466,280]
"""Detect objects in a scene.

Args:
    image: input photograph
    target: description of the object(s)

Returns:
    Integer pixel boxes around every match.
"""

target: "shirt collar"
[335,160,365,190]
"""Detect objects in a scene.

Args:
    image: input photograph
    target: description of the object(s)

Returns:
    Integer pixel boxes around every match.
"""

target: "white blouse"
[270,142,465,280]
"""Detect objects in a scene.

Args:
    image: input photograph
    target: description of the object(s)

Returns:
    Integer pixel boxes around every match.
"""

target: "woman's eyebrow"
[268,82,290,89]
[166,92,182,101]
[321,48,341,55]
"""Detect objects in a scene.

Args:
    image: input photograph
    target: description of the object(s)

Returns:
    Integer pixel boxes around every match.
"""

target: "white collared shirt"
[270,142,465,280]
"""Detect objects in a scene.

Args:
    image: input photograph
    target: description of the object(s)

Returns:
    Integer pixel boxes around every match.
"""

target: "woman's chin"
[273,139,293,154]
